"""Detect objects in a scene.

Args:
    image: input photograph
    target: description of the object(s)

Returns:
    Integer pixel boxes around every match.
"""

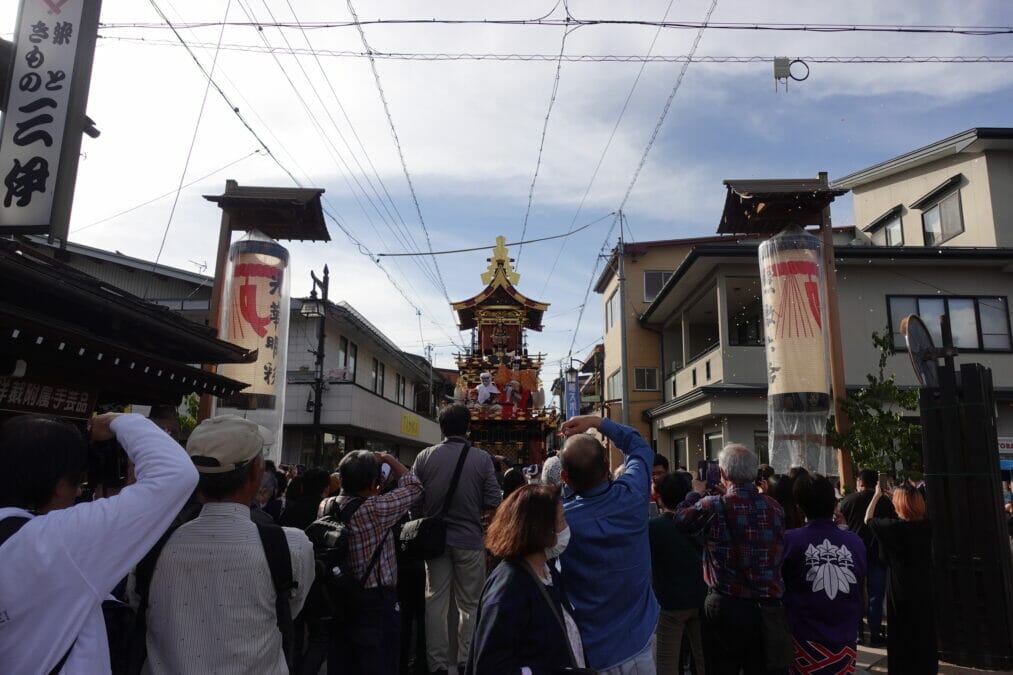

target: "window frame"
[643,270,674,303]
[920,189,964,246]
[371,358,378,391]
[886,294,1012,353]
[347,342,358,380]
[633,367,659,391]
[378,362,386,397]
[605,290,619,332]
[606,368,622,399]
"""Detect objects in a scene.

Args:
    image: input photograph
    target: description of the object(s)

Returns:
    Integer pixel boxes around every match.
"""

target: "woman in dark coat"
[866,481,938,674]
[466,484,586,675]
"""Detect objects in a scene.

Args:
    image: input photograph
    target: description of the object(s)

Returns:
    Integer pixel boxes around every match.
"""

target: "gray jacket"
[411,437,502,550]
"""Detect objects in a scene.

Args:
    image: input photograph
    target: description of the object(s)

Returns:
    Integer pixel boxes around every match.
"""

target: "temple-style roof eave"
[451,282,549,313]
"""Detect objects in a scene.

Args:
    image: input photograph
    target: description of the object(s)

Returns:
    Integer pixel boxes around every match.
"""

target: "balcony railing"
[670,343,722,398]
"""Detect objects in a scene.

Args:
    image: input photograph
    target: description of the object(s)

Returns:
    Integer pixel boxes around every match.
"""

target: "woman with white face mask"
[465,485,590,674]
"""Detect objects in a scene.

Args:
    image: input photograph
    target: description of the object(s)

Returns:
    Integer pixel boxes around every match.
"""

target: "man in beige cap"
[141,416,315,674]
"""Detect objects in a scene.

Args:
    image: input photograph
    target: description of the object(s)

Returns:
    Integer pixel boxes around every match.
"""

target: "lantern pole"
[818,172,854,490]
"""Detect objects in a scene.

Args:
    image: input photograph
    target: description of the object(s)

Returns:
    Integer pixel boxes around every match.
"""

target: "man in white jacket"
[0,413,198,674]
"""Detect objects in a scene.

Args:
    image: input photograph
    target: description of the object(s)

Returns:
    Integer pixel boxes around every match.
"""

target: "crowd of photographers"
[0,405,938,674]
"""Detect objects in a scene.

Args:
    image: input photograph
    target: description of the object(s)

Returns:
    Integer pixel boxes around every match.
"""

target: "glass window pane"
[923,206,941,245]
[886,218,902,246]
[980,298,1011,350]
[947,299,978,349]
[940,192,963,240]
[918,298,945,346]
[889,297,917,348]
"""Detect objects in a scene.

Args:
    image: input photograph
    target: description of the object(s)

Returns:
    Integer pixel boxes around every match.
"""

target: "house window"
[921,191,963,246]
[888,296,1011,351]
[674,437,688,468]
[644,271,673,303]
[395,374,407,405]
[872,215,904,247]
[633,367,659,391]
[607,369,622,399]
[754,431,770,465]
[338,336,348,369]
[705,431,723,459]
[378,362,386,396]
[371,358,379,392]
[605,290,619,332]
[727,276,764,346]
[347,342,358,380]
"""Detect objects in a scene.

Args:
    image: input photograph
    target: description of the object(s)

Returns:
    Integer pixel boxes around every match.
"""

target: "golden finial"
[481,235,520,286]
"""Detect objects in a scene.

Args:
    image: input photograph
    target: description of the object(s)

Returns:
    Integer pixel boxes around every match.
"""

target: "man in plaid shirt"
[330,450,422,675]
[675,443,786,674]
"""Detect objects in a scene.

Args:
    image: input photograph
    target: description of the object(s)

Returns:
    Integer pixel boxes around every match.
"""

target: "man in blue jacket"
[558,414,659,673]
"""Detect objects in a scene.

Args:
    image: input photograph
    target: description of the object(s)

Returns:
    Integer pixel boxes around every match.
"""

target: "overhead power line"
[538,0,675,297]
[564,0,720,360]
[516,19,575,270]
[143,0,232,300]
[345,0,461,337]
[97,37,1013,64]
[72,149,262,234]
[376,212,612,257]
[98,19,1013,36]
[142,0,467,352]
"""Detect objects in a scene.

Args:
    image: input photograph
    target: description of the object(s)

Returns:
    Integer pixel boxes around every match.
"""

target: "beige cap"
[186,415,272,474]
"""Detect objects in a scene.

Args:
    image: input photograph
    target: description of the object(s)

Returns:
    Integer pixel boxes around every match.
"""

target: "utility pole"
[617,212,631,426]
[425,343,435,417]
[818,172,854,490]
[305,265,329,468]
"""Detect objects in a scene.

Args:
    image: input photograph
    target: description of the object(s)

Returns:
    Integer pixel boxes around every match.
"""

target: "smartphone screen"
[697,460,720,488]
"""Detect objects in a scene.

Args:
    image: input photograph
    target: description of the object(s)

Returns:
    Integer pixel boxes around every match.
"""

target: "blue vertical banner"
[564,369,580,420]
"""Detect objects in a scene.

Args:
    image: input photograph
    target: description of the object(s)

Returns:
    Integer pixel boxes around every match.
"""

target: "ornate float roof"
[451,236,549,331]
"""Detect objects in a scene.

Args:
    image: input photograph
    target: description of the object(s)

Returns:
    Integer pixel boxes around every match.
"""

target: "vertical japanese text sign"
[218,238,291,410]
[564,370,580,421]
[0,0,101,237]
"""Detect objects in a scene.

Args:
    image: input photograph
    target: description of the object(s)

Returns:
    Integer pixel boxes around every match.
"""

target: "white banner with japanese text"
[0,0,95,232]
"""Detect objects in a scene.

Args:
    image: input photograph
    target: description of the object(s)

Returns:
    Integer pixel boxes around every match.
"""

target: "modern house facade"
[617,128,1013,471]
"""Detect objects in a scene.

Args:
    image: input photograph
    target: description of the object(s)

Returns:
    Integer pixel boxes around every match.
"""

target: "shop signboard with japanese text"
[0,376,95,419]
[0,0,101,235]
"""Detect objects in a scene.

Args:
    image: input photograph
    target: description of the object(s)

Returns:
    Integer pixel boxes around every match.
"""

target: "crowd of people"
[0,405,939,674]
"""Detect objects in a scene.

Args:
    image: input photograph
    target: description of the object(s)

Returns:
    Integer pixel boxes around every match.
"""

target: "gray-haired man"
[674,443,786,674]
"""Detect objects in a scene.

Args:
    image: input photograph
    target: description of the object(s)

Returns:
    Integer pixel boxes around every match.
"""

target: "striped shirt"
[333,473,423,588]
[142,502,315,675]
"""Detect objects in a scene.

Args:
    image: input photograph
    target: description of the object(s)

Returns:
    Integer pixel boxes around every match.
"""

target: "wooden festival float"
[449,237,556,464]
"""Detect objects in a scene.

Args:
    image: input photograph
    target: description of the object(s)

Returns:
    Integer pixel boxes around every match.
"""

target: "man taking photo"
[0,412,199,673]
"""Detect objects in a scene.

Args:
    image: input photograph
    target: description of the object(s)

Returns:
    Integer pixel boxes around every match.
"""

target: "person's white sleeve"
[38,414,198,598]
[285,528,316,616]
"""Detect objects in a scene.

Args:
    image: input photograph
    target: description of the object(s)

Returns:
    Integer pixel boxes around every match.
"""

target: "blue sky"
[3,0,1012,375]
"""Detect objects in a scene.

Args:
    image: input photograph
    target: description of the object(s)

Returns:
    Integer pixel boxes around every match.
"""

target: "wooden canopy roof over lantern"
[718,176,848,235]
[451,236,549,331]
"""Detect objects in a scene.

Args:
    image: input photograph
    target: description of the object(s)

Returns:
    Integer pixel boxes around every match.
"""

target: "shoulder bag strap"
[255,523,296,665]
[514,560,579,669]
[440,443,471,518]
[360,527,393,587]
[0,517,76,674]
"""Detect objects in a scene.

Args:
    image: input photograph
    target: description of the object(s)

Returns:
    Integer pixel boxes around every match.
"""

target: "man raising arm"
[557,414,659,674]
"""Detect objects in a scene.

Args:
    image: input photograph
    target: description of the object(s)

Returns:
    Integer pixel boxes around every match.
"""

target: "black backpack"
[304,496,390,625]
[128,503,297,674]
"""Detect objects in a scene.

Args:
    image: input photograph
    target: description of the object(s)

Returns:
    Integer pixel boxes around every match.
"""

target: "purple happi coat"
[783,519,867,651]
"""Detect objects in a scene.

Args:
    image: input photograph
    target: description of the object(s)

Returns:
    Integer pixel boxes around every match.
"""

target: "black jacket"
[466,558,582,675]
